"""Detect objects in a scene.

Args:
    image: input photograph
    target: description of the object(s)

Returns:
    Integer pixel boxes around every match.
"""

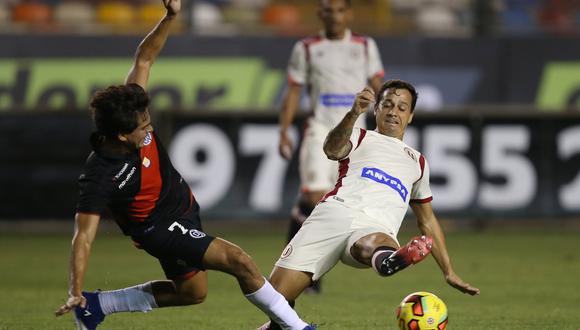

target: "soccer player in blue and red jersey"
[54,1,315,329]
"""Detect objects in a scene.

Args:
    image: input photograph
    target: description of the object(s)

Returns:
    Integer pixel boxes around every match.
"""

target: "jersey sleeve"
[410,154,433,203]
[366,38,385,80]
[76,160,113,215]
[287,41,307,85]
[340,127,366,160]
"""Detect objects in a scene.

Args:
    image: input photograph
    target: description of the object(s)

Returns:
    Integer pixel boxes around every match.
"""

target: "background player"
[261,80,479,329]
[278,0,384,293]
[54,1,315,329]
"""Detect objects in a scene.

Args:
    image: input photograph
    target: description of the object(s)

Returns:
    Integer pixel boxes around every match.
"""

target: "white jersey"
[322,128,433,235]
[287,29,384,129]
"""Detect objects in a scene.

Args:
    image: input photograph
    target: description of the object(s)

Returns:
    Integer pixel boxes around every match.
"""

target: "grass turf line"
[1,225,579,329]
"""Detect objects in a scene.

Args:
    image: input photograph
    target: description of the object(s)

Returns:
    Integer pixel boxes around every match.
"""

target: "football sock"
[287,199,314,242]
[287,212,303,243]
[263,299,297,330]
[307,279,322,293]
[98,282,158,315]
[288,199,321,293]
[267,320,283,330]
[371,246,397,277]
[245,279,308,330]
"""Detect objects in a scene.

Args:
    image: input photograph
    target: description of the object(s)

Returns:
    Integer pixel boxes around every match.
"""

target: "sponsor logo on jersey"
[142,157,151,168]
[113,163,129,181]
[361,167,408,201]
[404,147,417,162]
[118,166,136,189]
[143,132,152,146]
[332,196,344,203]
[320,93,356,107]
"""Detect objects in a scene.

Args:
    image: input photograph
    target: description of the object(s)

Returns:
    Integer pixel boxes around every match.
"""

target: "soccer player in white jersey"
[260,80,479,329]
[278,0,384,293]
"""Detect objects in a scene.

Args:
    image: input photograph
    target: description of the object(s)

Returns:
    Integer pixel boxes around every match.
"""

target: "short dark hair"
[376,79,418,112]
[89,83,149,147]
[320,0,351,7]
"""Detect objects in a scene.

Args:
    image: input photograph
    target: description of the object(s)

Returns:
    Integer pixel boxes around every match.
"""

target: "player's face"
[119,110,153,149]
[375,88,414,140]
[318,0,352,37]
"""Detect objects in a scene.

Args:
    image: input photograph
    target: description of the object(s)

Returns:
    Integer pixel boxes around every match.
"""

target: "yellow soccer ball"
[396,291,448,330]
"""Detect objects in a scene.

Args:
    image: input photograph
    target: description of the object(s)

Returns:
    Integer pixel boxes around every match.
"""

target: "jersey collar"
[95,143,139,160]
[319,29,352,42]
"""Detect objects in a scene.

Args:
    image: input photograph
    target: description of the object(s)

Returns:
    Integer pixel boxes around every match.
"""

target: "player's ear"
[407,112,414,124]
[345,5,353,21]
[118,133,128,142]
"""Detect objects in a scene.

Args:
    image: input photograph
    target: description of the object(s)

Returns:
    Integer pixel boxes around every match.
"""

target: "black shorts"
[132,207,215,280]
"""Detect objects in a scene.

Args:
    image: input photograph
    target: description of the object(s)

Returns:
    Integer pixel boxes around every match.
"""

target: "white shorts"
[298,121,338,193]
[275,200,399,280]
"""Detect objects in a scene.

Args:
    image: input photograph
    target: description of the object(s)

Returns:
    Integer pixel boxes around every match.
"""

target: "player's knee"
[227,246,260,279]
[179,292,206,305]
[175,285,207,305]
[350,239,375,263]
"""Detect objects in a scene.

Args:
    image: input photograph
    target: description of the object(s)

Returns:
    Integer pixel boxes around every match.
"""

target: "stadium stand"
[0,0,579,36]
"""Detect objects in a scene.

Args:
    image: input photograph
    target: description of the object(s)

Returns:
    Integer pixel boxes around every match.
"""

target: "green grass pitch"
[1,222,579,329]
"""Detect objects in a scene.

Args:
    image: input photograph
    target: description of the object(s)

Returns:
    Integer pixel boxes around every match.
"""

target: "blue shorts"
[132,207,215,280]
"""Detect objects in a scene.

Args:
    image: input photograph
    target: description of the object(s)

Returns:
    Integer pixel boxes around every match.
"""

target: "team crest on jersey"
[142,157,151,168]
[189,229,206,239]
[143,132,152,146]
[404,147,417,162]
[350,49,360,60]
[281,244,293,259]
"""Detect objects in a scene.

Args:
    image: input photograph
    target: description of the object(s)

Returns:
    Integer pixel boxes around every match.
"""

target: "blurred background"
[2,2,580,329]
[1,0,580,223]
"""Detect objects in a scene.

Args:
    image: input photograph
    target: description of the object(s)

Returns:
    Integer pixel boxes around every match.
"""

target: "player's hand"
[351,87,375,116]
[55,295,86,317]
[279,131,294,160]
[445,272,480,296]
[163,0,181,17]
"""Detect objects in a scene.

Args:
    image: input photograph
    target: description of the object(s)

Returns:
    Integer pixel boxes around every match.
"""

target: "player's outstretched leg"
[203,238,312,330]
[372,235,433,276]
[74,291,105,330]
[256,320,317,330]
[288,196,322,294]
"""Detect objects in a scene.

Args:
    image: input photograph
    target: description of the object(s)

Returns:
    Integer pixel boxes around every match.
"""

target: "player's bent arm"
[125,0,181,89]
[278,83,302,159]
[369,74,383,94]
[55,212,101,316]
[324,88,373,159]
[410,202,454,277]
[69,212,101,298]
[323,110,359,160]
[411,202,480,295]
[279,83,302,134]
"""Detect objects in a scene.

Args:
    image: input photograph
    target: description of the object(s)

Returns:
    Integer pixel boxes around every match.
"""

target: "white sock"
[245,278,308,330]
[98,282,158,315]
